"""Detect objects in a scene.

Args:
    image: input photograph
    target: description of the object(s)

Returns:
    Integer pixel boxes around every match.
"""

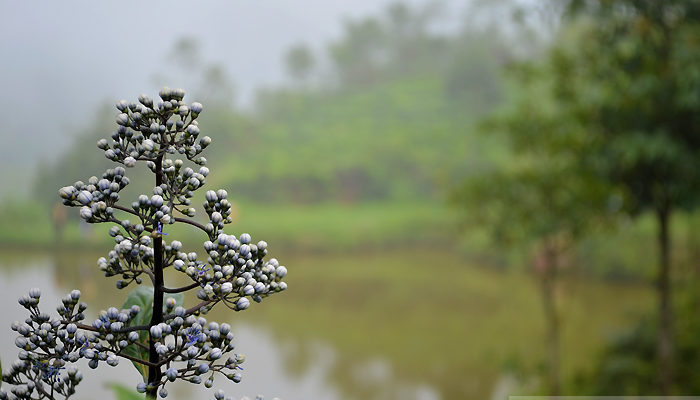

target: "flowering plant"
[1,88,288,400]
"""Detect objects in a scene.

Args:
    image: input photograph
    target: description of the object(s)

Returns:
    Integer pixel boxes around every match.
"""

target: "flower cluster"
[1,89,289,399]
[1,289,87,399]
[58,167,130,223]
[100,87,208,166]
[134,313,246,396]
[174,231,287,313]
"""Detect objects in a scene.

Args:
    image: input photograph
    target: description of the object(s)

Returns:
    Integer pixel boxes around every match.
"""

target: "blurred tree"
[328,1,449,88]
[168,36,202,71]
[328,16,386,87]
[199,64,236,108]
[285,43,315,83]
[155,36,236,107]
[452,59,613,395]
[550,1,700,392]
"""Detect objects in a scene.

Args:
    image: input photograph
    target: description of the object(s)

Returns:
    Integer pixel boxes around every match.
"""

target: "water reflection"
[0,250,439,400]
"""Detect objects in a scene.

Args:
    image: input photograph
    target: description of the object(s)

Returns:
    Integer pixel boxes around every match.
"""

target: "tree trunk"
[147,154,165,399]
[656,206,673,395]
[538,242,560,396]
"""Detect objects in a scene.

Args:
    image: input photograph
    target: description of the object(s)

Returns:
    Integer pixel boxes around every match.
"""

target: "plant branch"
[173,216,208,234]
[161,282,201,293]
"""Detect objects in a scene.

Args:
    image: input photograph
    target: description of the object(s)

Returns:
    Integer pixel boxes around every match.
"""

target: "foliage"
[551,2,700,216]
[108,383,144,400]
[573,287,700,395]
[119,287,184,380]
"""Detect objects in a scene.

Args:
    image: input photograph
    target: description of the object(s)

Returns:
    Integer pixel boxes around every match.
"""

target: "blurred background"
[1,0,700,399]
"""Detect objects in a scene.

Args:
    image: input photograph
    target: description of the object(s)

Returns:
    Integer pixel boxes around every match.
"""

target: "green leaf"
[120,286,185,380]
[107,382,144,400]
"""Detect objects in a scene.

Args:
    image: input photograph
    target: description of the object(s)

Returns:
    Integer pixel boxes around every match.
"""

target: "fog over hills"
[0,0,435,200]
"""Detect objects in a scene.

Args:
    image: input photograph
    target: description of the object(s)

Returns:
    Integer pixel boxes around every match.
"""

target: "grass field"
[0,200,455,251]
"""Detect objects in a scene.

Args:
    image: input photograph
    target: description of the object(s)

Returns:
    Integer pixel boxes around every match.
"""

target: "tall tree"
[453,60,612,395]
[551,1,700,393]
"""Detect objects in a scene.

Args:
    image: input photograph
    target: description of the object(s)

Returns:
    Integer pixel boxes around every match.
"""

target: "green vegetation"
[108,383,143,400]
[477,1,700,394]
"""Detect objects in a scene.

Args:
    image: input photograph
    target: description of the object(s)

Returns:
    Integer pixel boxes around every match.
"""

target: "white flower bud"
[59,186,75,200]
[254,282,266,293]
[208,348,222,360]
[165,297,176,309]
[205,190,217,203]
[240,233,251,244]
[142,139,155,152]
[220,282,233,295]
[80,206,93,220]
[138,94,153,107]
[166,367,177,381]
[116,100,128,111]
[77,191,93,205]
[236,297,250,311]
[116,113,129,126]
[150,325,162,339]
[151,195,163,208]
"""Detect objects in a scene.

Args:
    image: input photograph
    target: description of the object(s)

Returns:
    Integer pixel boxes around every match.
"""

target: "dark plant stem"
[656,204,673,395]
[147,154,165,400]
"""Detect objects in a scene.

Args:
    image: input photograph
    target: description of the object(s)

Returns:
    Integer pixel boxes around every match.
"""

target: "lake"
[0,247,651,399]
